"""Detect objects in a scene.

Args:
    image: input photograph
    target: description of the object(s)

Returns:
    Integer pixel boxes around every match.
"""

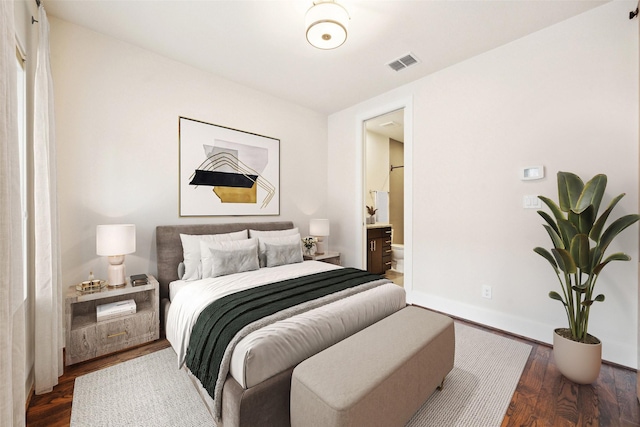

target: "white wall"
[49,17,328,287]
[328,1,639,367]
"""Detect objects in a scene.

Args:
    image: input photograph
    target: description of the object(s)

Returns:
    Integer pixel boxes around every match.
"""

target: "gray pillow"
[257,233,301,267]
[209,244,260,278]
[264,242,303,268]
[179,230,248,280]
[201,238,258,278]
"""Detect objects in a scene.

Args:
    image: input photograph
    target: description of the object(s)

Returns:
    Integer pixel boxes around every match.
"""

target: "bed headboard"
[155,221,295,302]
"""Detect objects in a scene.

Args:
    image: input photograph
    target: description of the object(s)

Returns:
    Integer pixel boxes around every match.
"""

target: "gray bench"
[290,306,455,427]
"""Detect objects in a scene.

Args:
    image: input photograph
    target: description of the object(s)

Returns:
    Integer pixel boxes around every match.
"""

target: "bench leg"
[437,377,446,390]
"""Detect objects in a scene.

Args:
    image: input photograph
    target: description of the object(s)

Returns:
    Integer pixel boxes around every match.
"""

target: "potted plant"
[366,205,377,224]
[301,236,318,256]
[534,171,639,384]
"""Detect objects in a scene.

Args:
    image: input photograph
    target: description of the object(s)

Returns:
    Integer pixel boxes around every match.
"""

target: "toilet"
[391,244,404,273]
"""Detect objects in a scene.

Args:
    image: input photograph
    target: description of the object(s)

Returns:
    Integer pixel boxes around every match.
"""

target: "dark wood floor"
[494,322,640,427]
[25,321,640,427]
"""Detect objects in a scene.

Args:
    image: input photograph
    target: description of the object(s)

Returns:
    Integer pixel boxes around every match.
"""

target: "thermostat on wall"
[520,166,544,181]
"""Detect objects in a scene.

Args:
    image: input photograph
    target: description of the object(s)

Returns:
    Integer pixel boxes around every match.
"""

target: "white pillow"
[209,244,260,278]
[264,241,303,268]
[179,230,248,281]
[257,233,301,267]
[248,227,299,239]
[200,238,259,279]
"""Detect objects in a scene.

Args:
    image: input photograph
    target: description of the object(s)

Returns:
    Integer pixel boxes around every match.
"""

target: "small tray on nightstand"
[75,280,107,293]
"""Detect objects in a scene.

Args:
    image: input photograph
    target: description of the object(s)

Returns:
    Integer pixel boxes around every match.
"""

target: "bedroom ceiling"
[42,0,610,115]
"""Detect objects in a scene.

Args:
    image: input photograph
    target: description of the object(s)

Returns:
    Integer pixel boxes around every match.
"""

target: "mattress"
[166,261,406,389]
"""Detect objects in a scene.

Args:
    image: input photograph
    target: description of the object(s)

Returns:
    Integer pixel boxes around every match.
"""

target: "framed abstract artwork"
[179,117,280,216]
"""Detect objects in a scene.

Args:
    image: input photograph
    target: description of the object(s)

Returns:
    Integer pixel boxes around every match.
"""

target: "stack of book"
[130,274,148,286]
[96,299,136,322]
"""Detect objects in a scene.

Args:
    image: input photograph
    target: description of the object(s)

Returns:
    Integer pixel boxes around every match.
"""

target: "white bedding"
[231,281,405,388]
[166,261,406,389]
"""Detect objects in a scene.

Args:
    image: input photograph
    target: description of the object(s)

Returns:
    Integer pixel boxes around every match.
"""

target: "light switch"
[523,195,541,209]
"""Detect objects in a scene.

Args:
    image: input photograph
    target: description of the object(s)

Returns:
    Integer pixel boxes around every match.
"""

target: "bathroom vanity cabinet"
[367,226,392,275]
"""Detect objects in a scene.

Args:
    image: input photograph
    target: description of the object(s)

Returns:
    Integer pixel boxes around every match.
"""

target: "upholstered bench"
[290,306,455,427]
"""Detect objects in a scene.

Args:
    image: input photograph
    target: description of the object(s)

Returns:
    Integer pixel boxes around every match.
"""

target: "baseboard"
[406,289,637,369]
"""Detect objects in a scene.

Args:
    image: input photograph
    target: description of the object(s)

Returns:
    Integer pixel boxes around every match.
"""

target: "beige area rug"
[71,322,531,427]
[406,322,532,426]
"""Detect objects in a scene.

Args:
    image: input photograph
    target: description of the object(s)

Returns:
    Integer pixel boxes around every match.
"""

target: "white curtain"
[34,5,63,395]
[0,1,26,425]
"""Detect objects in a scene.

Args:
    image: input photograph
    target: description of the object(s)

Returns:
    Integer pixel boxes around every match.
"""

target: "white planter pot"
[553,328,602,384]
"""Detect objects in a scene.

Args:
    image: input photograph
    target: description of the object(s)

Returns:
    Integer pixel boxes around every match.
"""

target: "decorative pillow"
[200,238,259,279]
[180,230,248,281]
[248,227,299,239]
[209,244,260,278]
[264,242,303,268]
[256,233,301,267]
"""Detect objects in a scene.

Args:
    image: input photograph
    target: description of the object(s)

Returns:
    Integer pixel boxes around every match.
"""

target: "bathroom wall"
[389,138,404,244]
[365,130,389,214]
[366,132,404,240]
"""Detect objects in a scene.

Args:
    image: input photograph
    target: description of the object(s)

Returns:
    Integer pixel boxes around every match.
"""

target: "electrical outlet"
[482,285,492,299]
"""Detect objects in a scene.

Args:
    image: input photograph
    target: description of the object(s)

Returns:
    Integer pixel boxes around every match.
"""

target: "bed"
[156,221,406,427]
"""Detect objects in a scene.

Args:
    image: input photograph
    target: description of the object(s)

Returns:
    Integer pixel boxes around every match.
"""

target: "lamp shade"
[305,1,349,50]
[96,224,136,256]
[310,219,330,236]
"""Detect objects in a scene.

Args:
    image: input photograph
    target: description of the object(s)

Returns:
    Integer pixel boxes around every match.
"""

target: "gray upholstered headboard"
[155,221,294,303]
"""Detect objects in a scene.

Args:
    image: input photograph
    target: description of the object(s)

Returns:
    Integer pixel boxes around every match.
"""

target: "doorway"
[364,109,405,286]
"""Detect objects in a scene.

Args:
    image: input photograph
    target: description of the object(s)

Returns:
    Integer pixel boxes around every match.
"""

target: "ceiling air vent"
[387,53,419,72]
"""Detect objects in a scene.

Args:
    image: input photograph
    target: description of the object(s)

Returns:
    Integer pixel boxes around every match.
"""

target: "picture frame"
[179,116,280,216]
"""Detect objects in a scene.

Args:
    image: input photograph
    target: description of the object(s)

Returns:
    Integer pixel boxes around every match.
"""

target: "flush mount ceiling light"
[305,0,349,50]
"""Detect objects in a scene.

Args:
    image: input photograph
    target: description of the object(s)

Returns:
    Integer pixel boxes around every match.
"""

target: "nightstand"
[303,251,341,265]
[65,275,159,366]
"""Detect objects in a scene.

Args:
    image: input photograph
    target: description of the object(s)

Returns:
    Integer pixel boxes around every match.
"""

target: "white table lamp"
[96,224,136,287]
[310,219,330,255]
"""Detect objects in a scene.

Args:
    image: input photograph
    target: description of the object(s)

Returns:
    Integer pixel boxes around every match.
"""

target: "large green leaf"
[570,234,590,271]
[552,248,577,274]
[534,247,559,274]
[543,224,565,249]
[589,193,625,243]
[557,219,578,248]
[537,210,560,237]
[575,174,607,214]
[557,171,584,213]
[598,214,640,255]
[568,205,596,236]
[538,196,566,223]
[593,252,632,275]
